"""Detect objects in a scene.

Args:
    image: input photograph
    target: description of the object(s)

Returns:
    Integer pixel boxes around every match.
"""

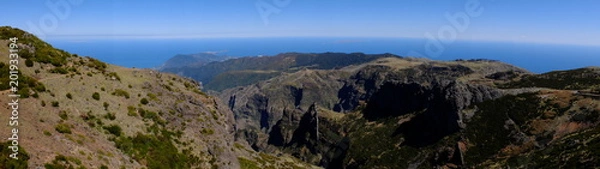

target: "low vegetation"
[92,92,100,100]
[103,125,123,137]
[0,63,46,98]
[0,141,29,168]
[238,157,261,169]
[500,68,600,90]
[111,89,130,99]
[43,154,83,169]
[55,123,72,134]
[140,98,149,105]
[115,131,199,169]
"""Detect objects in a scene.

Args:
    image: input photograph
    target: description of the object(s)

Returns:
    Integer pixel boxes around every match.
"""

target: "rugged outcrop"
[216,55,541,168]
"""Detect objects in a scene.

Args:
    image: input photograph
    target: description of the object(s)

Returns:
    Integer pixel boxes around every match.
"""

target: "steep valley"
[182,51,600,168]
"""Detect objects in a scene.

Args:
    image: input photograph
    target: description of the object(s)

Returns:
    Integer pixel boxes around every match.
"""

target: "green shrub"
[115,132,196,169]
[111,89,130,99]
[147,93,158,100]
[139,109,158,120]
[201,128,214,135]
[25,59,34,67]
[104,113,116,121]
[87,57,107,72]
[107,72,121,81]
[238,157,260,169]
[55,123,72,134]
[92,92,100,100]
[58,111,68,120]
[103,125,122,136]
[51,101,59,107]
[0,141,30,168]
[66,93,72,99]
[127,106,138,116]
[43,155,80,169]
[49,67,69,74]
[140,98,149,105]
[103,102,110,110]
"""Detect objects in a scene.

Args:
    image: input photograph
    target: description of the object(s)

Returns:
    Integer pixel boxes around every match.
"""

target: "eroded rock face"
[220,57,526,167]
[334,65,503,148]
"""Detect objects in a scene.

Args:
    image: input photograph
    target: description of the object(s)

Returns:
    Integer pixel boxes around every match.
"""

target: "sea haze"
[47,37,600,73]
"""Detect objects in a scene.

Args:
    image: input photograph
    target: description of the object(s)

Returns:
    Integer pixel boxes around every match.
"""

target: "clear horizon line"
[43,34,600,48]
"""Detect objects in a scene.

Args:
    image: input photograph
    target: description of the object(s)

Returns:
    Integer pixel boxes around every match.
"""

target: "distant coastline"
[47,37,600,73]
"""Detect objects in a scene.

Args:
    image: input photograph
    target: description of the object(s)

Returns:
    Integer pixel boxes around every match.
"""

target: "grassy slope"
[0,27,320,169]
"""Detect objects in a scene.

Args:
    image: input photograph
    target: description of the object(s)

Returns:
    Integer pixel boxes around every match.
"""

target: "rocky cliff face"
[218,56,537,168]
[157,40,600,168]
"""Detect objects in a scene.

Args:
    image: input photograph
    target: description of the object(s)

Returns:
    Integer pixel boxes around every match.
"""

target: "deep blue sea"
[46,37,600,73]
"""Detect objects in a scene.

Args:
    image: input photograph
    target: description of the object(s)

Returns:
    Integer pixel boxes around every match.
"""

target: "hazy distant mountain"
[157,52,231,70]
[161,52,397,91]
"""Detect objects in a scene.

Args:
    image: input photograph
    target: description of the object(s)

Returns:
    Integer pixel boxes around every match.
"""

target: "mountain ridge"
[0,26,319,169]
[157,52,231,70]
[2,26,599,168]
[161,52,399,91]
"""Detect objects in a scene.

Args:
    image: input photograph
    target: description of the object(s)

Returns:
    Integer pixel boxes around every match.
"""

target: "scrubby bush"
[127,106,137,116]
[147,93,158,100]
[114,132,197,169]
[140,98,149,105]
[103,125,122,136]
[106,72,121,81]
[87,57,108,72]
[51,101,59,107]
[58,111,68,120]
[104,112,116,121]
[25,59,34,67]
[92,92,100,100]
[0,141,30,168]
[49,67,69,74]
[66,93,72,99]
[43,154,80,169]
[111,89,130,99]
[55,123,72,134]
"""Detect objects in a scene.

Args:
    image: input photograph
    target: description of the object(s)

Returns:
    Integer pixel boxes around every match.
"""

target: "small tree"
[92,92,100,100]
[25,59,34,67]
[140,98,149,105]
[51,101,59,107]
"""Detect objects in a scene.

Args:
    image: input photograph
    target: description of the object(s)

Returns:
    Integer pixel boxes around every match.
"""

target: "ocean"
[46,37,600,73]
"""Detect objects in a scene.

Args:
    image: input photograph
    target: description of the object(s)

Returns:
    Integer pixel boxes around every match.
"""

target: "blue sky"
[3,0,600,46]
